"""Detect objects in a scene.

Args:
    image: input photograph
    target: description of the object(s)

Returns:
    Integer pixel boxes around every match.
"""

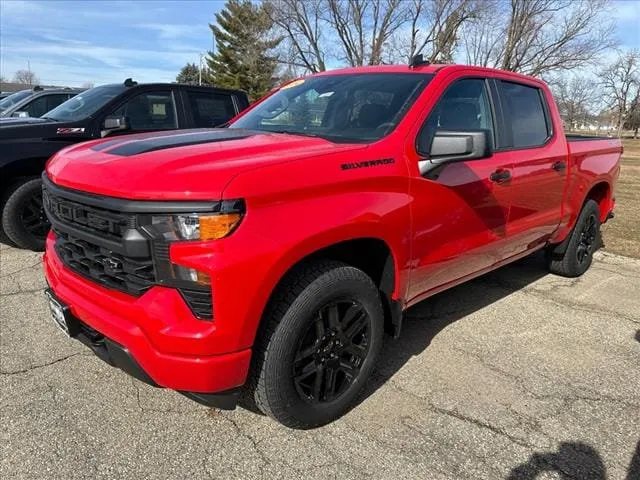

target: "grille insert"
[44,189,133,239]
[54,230,155,297]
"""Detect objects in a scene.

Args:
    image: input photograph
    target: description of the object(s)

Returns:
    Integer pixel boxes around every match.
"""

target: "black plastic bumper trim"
[46,286,240,410]
[179,389,241,410]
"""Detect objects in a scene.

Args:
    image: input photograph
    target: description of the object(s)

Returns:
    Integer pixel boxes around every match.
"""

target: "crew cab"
[0,86,84,118]
[0,79,249,250]
[41,63,621,428]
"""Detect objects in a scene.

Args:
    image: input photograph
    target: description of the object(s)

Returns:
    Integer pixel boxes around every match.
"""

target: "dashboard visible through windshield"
[229,73,433,143]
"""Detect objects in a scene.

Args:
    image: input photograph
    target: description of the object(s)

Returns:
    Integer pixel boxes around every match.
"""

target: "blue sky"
[1,0,639,87]
[0,0,225,86]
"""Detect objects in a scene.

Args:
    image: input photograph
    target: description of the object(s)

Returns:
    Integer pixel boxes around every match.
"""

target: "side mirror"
[12,111,29,118]
[419,130,491,175]
[103,115,127,130]
[101,116,128,137]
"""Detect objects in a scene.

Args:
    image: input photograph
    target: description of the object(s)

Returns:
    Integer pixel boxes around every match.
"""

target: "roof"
[305,64,545,86]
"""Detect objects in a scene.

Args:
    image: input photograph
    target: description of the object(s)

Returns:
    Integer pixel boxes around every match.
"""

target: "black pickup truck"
[0,79,249,250]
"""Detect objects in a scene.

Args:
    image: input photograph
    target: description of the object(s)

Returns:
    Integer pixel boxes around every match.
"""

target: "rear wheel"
[2,178,49,251]
[249,261,384,429]
[547,199,601,277]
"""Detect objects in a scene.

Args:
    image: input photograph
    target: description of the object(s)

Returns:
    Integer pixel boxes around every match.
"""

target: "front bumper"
[43,232,251,405]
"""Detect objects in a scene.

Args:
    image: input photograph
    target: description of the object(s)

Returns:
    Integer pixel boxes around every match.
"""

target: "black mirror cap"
[419,130,491,175]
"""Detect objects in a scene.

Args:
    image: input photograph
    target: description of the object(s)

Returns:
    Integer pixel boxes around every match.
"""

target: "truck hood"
[46,128,367,200]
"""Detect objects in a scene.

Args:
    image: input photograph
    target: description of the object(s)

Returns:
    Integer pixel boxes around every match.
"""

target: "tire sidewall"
[566,200,601,276]
[1,178,47,251]
[263,267,384,427]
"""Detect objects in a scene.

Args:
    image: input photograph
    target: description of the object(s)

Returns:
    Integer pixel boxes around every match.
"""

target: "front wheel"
[2,178,49,251]
[249,261,384,429]
[547,199,601,277]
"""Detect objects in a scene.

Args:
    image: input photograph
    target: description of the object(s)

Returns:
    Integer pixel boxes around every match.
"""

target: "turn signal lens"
[199,213,242,240]
[151,211,244,242]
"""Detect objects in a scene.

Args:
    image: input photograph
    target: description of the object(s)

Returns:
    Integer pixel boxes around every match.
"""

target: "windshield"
[0,90,32,111]
[229,73,433,143]
[44,85,126,121]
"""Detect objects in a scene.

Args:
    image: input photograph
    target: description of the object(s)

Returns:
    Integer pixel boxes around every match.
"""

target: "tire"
[547,199,601,277]
[0,184,19,248]
[2,178,49,251]
[248,260,384,429]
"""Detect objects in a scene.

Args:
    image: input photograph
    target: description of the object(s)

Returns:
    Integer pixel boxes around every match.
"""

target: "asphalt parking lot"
[1,243,639,479]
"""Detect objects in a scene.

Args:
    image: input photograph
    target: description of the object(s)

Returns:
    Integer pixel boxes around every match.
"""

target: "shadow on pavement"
[507,439,640,480]
[507,442,606,479]
[360,250,551,402]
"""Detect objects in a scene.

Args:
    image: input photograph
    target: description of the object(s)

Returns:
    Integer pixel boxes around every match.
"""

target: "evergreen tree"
[206,0,280,101]
[176,62,202,85]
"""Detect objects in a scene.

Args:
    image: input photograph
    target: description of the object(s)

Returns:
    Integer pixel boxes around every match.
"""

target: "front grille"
[44,177,214,319]
[54,229,155,296]
[44,188,134,240]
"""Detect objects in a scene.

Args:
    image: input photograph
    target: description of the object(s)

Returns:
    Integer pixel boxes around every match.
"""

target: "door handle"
[552,161,567,171]
[490,169,511,183]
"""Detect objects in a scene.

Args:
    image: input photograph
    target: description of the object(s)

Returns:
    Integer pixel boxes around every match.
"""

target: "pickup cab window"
[418,78,495,153]
[499,81,549,148]
[111,91,177,131]
[187,90,237,127]
[22,94,70,118]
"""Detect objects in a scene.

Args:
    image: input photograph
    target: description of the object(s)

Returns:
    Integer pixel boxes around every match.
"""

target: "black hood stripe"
[92,129,257,156]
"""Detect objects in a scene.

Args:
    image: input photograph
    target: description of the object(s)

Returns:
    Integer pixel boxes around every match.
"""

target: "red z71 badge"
[57,127,85,135]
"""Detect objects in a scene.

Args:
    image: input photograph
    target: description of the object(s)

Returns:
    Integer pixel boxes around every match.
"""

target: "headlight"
[140,200,245,320]
[151,212,243,242]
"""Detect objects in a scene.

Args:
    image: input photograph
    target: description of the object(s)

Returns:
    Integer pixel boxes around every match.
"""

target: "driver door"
[406,77,514,302]
[103,90,179,135]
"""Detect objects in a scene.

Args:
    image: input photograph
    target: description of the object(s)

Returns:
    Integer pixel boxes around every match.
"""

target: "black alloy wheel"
[2,178,49,250]
[576,212,597,265]
[248,260,384,429]
[293,300,371,404]
[547,199,601,277]
[19,190,49,240]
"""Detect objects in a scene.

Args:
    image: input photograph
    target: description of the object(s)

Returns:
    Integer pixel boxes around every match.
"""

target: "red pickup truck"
[42,63,621,428]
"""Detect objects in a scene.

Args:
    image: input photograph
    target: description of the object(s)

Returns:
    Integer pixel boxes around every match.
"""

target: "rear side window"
[500,81,549,148]
[187,91,237,127]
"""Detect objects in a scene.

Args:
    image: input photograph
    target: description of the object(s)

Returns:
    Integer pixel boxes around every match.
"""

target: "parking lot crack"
[0,352,88,375]
[220,414,271,479]
[426,403,540,450]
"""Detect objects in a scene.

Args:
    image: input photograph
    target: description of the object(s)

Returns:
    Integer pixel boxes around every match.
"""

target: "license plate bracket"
[45,289,79,337]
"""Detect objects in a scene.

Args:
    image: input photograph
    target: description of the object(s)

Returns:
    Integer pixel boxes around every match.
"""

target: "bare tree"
[401,0,482,64]
[462,0,615,76]
[550,75,599,131]
[13,69,40,86]
[326,0,408,66]
[625,90,640,138]
[602,50,640,137]
[266,0,326,72]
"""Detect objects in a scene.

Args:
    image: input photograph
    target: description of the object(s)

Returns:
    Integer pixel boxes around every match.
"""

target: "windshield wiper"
[268,129,321,138]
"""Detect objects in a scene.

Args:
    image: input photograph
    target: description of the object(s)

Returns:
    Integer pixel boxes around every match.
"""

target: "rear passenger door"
[184,89,238,127]
[495,80,567,254]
